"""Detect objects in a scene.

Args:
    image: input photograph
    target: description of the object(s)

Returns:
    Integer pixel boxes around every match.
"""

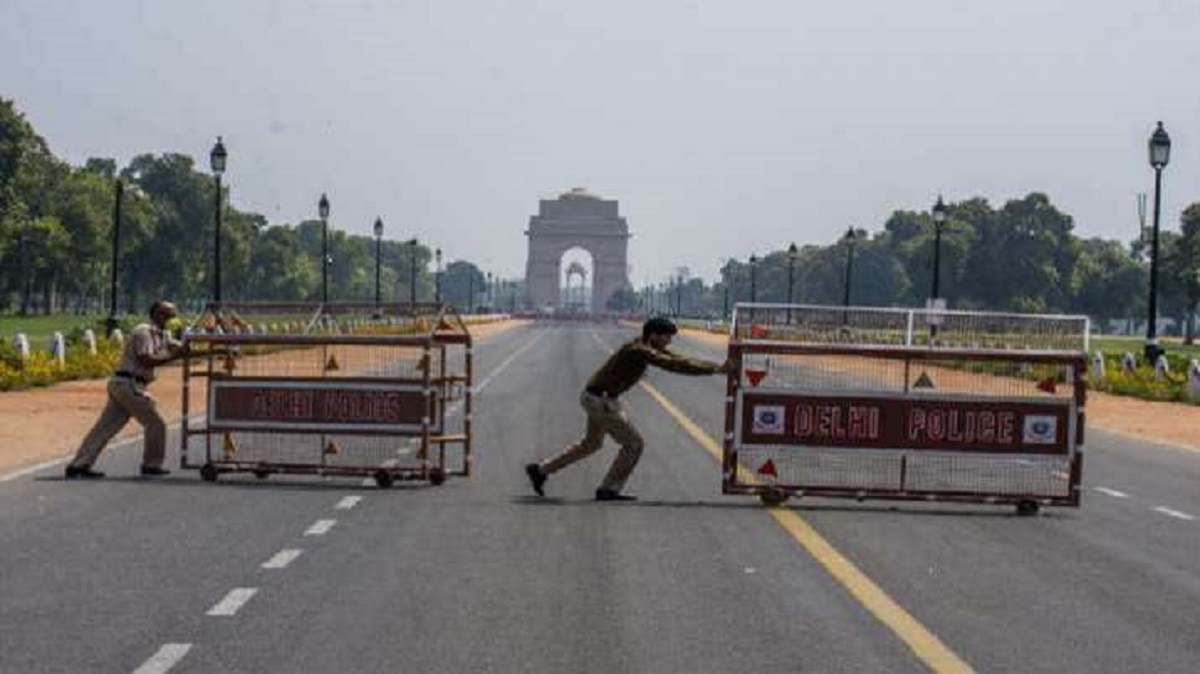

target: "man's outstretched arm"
[643,346,729,375]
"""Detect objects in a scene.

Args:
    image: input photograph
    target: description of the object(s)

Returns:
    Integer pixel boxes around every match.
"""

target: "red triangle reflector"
[746,369,767,387]
[757,459,777,477]
[1037,377,1058,394]
[750,324,769,339]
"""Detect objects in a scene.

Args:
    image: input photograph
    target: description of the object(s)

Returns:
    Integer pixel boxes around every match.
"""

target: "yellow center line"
[638,380,976,674]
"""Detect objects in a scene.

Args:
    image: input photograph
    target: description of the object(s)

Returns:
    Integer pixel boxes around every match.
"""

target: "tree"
[605,287,638,313]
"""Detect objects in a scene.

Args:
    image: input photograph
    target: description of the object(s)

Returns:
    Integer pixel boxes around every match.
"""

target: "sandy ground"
[0,320,525,474]
[680,328,1199,452]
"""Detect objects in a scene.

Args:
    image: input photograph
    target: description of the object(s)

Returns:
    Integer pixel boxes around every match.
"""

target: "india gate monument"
[524,188,631,313]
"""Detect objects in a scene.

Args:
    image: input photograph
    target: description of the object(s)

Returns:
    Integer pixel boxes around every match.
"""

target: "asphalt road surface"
[2,323,1198,673]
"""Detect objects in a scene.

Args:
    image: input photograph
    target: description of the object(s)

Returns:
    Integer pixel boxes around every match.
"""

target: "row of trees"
[0,99,503,316]
[628,193,1200,342]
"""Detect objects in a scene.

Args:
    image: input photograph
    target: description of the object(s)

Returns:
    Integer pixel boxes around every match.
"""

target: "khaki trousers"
[69,377,166,469]
[541,391,644,492]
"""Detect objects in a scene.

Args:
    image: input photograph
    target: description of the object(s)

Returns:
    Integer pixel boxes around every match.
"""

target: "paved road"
[1,323,1197,673]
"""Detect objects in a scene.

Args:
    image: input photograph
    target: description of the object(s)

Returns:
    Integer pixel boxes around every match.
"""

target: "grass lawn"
[0,314,137,346]
[1092,335,1200,360]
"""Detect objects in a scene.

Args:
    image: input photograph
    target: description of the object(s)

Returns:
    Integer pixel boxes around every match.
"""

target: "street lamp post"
[842,227,857,308]
[930,195,947,339]
[675,277,683,317]
[487,271,493,312]
[842,227,857,324]
[210,137,227,304]
[786,242,798,323]
[106,178,125,336]
[318,193,330,306]
[749,254,758,304]
[373,217,384,318]
[435,248,443,305]
[930,195,946,303]
[1146,121,1171,362]
[407,238,419,307]
[467,271,475,314]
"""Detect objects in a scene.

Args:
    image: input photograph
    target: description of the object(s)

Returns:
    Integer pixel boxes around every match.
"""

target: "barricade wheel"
[759,488,789,507]
[374,470,394,489]
[429,467,447,486]
[1016,500,1040,516]
[200,464,219,483]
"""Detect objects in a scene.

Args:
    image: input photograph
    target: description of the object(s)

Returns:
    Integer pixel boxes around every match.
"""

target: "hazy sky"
[3,0,1199,284]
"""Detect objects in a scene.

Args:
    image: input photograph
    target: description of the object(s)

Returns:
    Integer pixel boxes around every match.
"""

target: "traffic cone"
[913,372,936,389]
[1037,377,1058,394]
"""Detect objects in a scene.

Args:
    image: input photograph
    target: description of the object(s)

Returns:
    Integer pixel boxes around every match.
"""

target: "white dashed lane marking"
[206,588,258,617]
[1093,487,1129,499]
[335,495,363,510]
[261,549,303,570]
[304,519,337,536]
[1153,507,1195,521]
[131,643,192,674]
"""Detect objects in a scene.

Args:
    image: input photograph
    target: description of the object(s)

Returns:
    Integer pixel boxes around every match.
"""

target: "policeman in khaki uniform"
[65,300,184,479]
[526,317,731,501]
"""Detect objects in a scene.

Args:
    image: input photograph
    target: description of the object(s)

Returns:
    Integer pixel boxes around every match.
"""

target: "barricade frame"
[722,303,1088,512]
[180,302,474,487]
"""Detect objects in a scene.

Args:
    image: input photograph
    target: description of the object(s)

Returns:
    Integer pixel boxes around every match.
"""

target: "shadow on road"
[510,494,1066,518]
[38,474,411,493]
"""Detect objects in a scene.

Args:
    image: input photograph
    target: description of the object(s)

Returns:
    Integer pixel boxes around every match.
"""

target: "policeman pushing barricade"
[525,317,732,501]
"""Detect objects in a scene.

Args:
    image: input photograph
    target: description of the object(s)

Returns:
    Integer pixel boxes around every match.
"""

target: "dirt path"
[0,320,525,474]
[681,328,1200,452]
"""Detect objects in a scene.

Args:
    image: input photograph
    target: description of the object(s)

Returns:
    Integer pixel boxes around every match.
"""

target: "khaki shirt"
[115,324,168,383]
[586,338,723,397]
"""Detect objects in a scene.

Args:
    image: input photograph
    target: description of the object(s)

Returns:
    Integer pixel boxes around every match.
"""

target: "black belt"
[114,371,149,384]
[585,386,617,399]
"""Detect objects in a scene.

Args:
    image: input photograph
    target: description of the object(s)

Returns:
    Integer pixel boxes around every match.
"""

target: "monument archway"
[524,188,631,313]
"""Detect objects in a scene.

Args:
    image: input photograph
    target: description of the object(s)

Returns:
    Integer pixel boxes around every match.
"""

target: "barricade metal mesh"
[727,303,1086,506]
[732,304,1089,353]
[182,302,473,483]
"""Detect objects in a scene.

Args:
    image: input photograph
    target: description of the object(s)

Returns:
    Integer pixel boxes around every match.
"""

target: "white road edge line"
[0,457,71,483]
[205,588,258,617]
[1093,487,1129,499]
[0,414,207,484]
[132,643,193,674]
[261,549,303,570]
[304,519,337,536]
[335,495,362,510]
[1153,506,1195,521]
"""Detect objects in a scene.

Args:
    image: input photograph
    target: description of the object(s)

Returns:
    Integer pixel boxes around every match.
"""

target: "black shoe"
[525,463,546,497]
[595,489,636,502]
[64,465,105,479]
[139,465,171,477]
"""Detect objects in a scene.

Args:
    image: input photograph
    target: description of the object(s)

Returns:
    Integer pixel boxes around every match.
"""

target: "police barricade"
[723,304,1088,514]
[181,302,473,487]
